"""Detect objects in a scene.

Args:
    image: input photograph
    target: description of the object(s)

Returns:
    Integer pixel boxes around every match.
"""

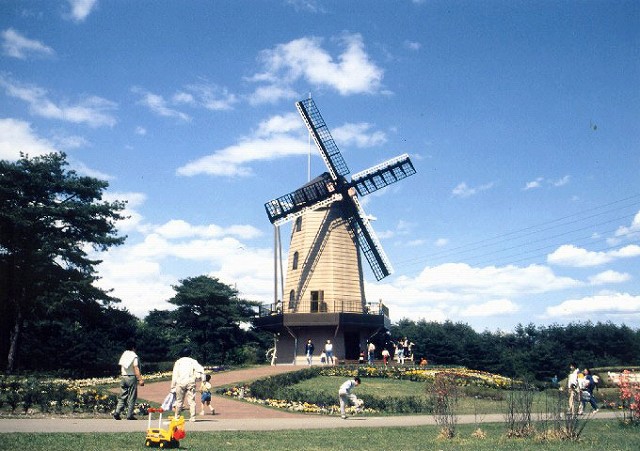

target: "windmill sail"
[265,173,338,225]
[351,153,416,196]
[296,98,349,179]
[345,195,393,281]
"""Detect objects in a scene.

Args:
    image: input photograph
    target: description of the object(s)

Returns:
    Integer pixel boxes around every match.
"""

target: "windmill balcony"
[257,300,389,318]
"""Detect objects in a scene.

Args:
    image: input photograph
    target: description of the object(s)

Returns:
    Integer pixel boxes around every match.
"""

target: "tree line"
[2,153,639,379]
[388,319,640,381]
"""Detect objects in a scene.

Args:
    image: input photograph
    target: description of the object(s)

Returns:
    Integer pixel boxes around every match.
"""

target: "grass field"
[2,421,639,451]
[290,375,619,415]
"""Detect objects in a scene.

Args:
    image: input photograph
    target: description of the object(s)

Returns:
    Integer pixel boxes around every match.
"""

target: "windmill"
[255,97,416,364]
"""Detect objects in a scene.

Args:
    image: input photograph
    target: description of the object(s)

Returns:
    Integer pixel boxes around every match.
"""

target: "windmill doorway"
[344,331,360,360]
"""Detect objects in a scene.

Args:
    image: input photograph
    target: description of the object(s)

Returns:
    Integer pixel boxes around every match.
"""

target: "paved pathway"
[0,365,616,433]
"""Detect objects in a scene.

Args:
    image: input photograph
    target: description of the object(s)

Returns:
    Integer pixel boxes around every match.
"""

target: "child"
[200,374,214,415]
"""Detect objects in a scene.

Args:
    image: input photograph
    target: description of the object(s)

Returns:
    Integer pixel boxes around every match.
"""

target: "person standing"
[171,347,205,422]
[305,339,315,365]
[338,376,362,419]
[113,340,144,420]
[396,339,405,365]
[381,348,390,368]
[367,341,376,365]
[324,339,334,365]
[580,368,599,414]
[567,363,580,414]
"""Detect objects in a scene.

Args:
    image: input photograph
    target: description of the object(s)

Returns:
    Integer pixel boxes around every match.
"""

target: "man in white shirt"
[113,340,144,420]
[338,376,362,419]
[567,363,580,414]
[171,347,204,422]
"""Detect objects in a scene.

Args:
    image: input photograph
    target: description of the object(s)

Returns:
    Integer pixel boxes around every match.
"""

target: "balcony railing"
[257,300,389,318]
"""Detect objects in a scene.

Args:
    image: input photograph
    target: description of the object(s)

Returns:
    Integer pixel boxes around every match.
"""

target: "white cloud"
[0,118,58,160]
[524,175,570,190]
[613,210,640,241]
[285,0,325,13]
[248,85,298,106]
[176,83,238,111]
[2,28,55,59]
[553,175,570,187]
[435,238,449,247]
[154,219,262,240]
[366,262,580,323]
[452,181,494,198]
[250,33,383,102]
[404,40,421,51]
[524,177,543,190]
[255,113,302,137]
[544,292,640,319]
[332,122,387,148]
[547,244,640,267]
[588,270,631,285]
[412,263,579,295]
[103,191,148,233]
[0,118,110,178]
[177,110,389,177]
[177,134,308,177]
[66,0,98,22]
[0,77,117,127]
[132,87,190,122]
[93,207,273,316]
[50,130,89,150]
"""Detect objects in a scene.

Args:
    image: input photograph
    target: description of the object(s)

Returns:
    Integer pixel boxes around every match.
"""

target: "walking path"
[0,365,615,433]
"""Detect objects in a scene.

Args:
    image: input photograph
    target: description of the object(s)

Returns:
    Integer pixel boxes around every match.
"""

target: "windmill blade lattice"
[351,153,416,196]
[296,98,349,180]
[346,195,393,280]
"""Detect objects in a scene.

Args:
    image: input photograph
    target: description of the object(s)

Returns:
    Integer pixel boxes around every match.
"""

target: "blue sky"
[1,0,639,332]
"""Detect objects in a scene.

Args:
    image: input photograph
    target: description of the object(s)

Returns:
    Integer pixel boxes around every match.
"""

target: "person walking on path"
[580,368,599,414]
[305,339,315,366]
[567,363,580,414]
[171,347,205,422]
[200,374,215,415]
[113,340,144,420]
[338,376,362,419]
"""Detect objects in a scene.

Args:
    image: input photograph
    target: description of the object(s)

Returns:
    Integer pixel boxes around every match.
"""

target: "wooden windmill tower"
[255,98,416,364]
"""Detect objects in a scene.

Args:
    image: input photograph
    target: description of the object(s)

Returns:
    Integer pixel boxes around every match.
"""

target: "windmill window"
[292,251,299,270]
[295,217,302,232]
[288,290,295,310]
[310,290,324,313]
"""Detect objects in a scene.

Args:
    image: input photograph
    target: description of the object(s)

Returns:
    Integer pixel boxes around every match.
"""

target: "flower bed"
[217,366,517,415]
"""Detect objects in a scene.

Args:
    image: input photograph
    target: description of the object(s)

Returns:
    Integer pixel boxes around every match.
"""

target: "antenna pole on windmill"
[273,225,279,305]
[307,92,312,182]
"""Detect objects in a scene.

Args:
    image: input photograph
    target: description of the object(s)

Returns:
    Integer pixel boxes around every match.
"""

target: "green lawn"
[290,375,619,416]
[3,421,639,451]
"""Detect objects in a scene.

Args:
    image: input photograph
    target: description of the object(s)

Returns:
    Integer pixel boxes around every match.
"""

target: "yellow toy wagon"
[145,407,186,448]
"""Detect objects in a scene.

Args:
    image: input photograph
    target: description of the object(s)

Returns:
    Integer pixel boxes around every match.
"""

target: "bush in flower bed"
[319,365,517,389]
[0,374,153,416]
[217,365,515,415]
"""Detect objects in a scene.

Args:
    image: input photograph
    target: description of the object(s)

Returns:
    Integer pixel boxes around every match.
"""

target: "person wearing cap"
[171,347,205,422]
[113,339,144,420]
